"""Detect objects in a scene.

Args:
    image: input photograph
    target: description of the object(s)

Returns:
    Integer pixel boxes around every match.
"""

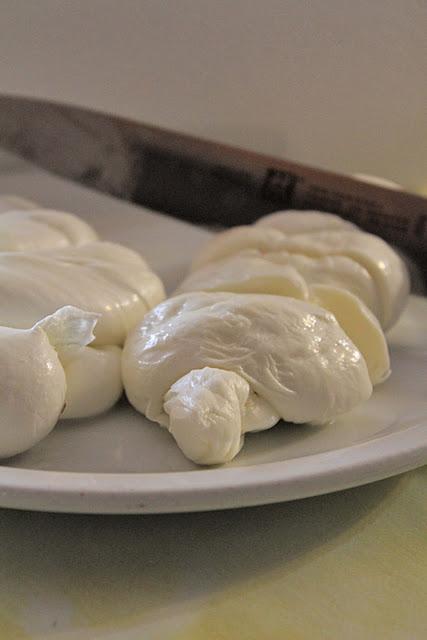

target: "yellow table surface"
[1,465,426,640]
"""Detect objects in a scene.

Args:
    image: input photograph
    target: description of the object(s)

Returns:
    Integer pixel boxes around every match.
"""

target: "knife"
[0,94,426,264]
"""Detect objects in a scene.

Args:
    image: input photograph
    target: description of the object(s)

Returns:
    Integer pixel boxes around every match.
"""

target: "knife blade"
[0,94,426,261]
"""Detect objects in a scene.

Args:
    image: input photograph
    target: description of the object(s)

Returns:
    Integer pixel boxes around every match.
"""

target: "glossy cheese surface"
[0,241,166,345]
[0,207,98,251]
[123,292,372,463]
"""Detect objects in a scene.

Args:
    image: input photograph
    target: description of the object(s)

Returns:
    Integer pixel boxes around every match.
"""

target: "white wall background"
[0,0,425,191]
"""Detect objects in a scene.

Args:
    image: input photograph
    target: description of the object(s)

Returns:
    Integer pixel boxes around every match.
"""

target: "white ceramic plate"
[0,154,426,513]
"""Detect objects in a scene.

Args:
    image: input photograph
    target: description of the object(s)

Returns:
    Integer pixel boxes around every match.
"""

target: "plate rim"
[0,419,426,513]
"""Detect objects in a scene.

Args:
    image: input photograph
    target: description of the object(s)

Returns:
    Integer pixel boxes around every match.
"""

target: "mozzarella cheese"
[256,210,358,234]
[164,368,248,464]
[179,251,378,317]
[0,306,127,457]
[0,195,37,213]
[164,367,280,465]
[58,344,122,420]
[0,207,98,251]
[123,292,372,464]
[309,285,390,385]
[263,251,379,317]
[0,305,119,457]
[177,254,390,387]
[35,305,124,420]
[0,324,65,457]
[0,241,165,345]
[191,226,284,272]
[276,230,409,329]
[176,254,309,300]
[191,213,409,330]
